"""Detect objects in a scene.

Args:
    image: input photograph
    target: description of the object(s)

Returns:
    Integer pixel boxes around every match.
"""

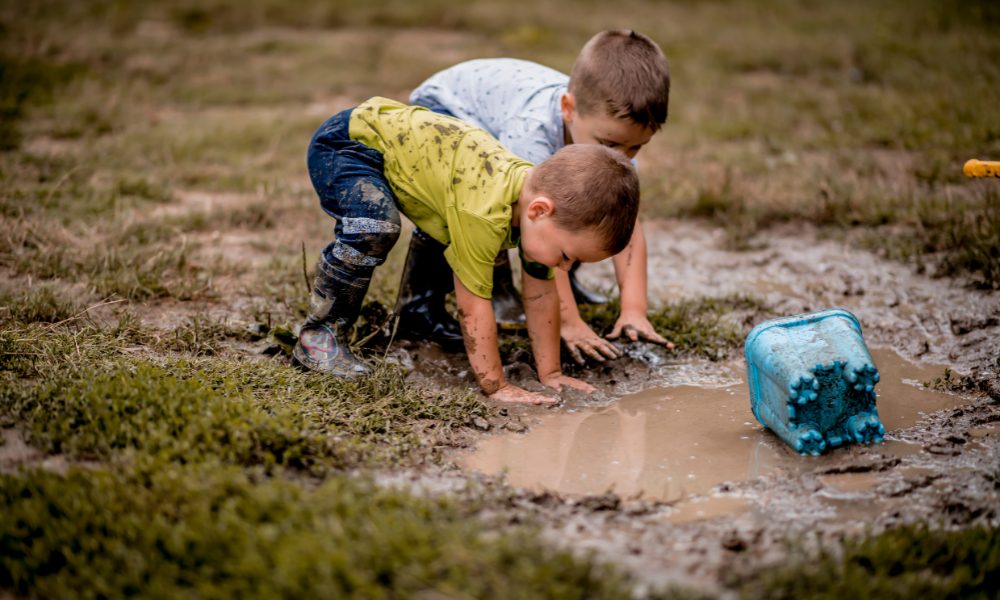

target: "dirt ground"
[6,177,995,596]
[379,218,1000,595]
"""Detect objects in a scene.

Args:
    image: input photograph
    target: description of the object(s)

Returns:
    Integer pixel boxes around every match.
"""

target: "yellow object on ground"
[963,159,1000,178]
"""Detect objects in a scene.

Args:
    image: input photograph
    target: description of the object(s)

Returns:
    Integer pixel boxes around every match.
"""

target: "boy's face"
[519,197,611,270]
[561,93,654,159]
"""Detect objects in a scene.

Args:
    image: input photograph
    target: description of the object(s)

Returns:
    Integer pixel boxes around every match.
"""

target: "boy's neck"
[511,167,535,225]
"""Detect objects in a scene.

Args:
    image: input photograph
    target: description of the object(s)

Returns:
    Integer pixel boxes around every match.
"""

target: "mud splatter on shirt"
[349,97,531,298]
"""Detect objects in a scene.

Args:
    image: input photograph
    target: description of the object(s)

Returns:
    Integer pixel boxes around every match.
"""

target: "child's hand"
[540,373,596,394]
[561,319,623,365]
[608,311,674,349]
[488,383,558,405]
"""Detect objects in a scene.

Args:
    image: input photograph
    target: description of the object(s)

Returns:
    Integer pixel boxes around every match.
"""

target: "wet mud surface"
[459,348,969,503]
[397,219,999,593]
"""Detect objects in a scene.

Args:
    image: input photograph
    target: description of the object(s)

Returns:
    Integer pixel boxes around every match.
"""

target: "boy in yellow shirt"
[403,30,674,364]
[293,97,639,404]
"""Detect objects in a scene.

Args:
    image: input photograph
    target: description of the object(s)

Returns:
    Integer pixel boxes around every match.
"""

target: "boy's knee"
[336,217,401,265]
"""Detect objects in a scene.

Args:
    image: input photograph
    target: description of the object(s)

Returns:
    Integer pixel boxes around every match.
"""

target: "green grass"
[5,362,340,471]
[0,317,490,468]
[0,285,81,325]
[736,525,1000,599]
[2,219,210,301]
[663,164,1000,287]
[0,313,645,598]
[0,463,636,599]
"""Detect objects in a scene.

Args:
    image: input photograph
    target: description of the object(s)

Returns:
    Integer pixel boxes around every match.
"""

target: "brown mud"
[392,219,999,594]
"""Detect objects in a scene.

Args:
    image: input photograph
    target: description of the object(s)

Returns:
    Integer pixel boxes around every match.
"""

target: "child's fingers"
[578,342,607,362]
[563,378,596,394]
[638,329,671,347]
[595,339,622,359]
[577,338,619,362]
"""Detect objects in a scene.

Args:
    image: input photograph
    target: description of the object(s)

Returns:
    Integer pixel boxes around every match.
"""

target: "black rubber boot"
[393,229,464,349]
[293,252,371,378]
[569,262,608,306]
[493,251,526,330]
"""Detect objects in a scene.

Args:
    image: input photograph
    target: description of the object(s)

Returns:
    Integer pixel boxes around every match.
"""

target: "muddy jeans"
[307,108,402,283]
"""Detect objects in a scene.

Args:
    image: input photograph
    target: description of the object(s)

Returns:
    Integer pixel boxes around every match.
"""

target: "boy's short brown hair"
[530,144,640,255]
[568,29,671,132]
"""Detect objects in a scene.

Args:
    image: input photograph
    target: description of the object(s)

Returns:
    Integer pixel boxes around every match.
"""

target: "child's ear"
[560,93,577,123]
[526,196,555,220]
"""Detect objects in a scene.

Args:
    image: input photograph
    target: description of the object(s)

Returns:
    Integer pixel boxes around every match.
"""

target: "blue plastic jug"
[744,308,885,455]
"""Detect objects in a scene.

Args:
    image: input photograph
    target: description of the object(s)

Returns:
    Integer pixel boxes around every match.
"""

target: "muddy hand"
[540,373,596,394]
[488,383,558,405]
[608,314,674,349]
[561,319,623,365]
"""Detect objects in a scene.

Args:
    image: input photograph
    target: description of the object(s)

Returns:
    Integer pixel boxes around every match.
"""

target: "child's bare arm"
[453,274,556,404]
[522,272,595,394]
[609,221,673,348]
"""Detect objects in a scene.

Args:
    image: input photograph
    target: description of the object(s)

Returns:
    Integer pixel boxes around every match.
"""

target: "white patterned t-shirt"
[409,58,567,165]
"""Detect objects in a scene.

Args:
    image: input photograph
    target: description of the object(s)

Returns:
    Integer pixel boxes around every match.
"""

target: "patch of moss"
[184,357,489,455]
[0,463,636,599]
[580,295,765,360]
[737,524,1000,599]
[0,317,490,467]
[4,362,343,472]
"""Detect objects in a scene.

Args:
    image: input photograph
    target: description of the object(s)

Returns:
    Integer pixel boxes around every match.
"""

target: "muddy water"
[461,348,969,508]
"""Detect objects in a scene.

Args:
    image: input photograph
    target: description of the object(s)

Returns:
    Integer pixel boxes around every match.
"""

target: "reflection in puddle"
[461,347,968,515]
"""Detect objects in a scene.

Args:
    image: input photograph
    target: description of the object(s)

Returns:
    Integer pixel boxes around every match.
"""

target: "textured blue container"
[744,308,885,455]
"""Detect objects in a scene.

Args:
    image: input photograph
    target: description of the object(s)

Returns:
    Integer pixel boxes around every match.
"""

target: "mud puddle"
[460,347,972,521]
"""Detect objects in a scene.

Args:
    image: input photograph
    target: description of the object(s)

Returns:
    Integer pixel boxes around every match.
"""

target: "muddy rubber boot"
[293,252,370,378]
[568,262,608,306]
[393,229,463,349]
[492,251,526,330]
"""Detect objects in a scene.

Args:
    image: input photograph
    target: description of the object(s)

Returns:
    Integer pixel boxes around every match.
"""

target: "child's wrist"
[478,373,507,395]
[538,368,562,383]
[619,303,648,317]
